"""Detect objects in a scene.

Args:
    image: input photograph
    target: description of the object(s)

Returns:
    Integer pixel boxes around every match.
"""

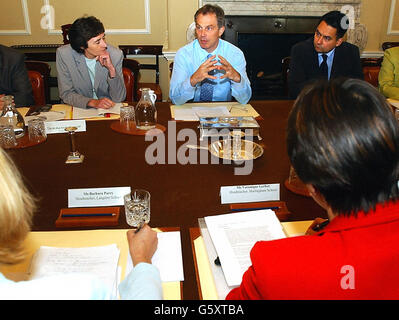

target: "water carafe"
[0,95,25,138]
[135,88,157,130]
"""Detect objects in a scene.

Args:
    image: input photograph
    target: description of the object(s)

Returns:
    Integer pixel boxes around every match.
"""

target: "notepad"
[204,210,286,287]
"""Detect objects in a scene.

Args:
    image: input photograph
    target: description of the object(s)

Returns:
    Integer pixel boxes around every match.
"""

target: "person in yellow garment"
[0,147,162,299]
[379,46,399,100]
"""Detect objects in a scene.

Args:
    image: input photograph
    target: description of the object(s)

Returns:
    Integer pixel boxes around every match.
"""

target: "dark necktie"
[199,54,214,102]
[320,54,328,79]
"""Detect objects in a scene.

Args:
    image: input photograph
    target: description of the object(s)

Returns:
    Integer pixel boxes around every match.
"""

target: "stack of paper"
[29,244,120,298]
[204,210,286,287]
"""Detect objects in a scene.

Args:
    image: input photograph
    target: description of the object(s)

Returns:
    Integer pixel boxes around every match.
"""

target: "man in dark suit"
[0,44,34,108]
[288,11,363,98]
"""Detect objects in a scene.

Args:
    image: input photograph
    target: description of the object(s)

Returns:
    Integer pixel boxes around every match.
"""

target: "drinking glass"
[0,125,17,148]
[230,130,244,160]
[28,118,47,142]
[120,105,135,128]
[124,189,151,227]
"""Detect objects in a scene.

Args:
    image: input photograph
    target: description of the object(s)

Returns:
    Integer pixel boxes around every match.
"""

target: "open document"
[72,103,123,119]
[171,102,260,121]
[173,106,231,121]
[204,210,286,287]
[29,244,120,298]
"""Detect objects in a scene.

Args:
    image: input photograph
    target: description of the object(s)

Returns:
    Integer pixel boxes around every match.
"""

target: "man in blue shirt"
[169,4,251,105]
[288,11,363,98]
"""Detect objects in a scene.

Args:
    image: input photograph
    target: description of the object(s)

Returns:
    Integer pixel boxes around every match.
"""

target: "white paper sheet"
[72,103,123,119]
[29,244,120,298]
[204,210,286,286]
[174,106,231,121]
[125,231,184,282]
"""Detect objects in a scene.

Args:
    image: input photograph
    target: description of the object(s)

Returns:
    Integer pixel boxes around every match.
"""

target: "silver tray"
[187,139,264,161]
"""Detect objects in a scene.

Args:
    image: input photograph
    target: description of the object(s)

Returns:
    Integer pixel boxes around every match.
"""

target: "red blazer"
[226,201,399,300]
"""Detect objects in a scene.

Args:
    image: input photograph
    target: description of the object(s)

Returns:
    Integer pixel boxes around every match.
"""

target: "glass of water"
[124,189,151,227]
[28,118,47,143]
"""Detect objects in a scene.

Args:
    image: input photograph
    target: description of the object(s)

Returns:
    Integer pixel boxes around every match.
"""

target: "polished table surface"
[7,100,326,300]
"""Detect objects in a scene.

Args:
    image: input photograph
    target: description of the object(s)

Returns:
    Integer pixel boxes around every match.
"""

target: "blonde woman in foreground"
[0,148,162,299]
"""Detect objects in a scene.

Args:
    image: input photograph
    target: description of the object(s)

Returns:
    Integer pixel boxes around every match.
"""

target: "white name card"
[68,187,131,208]
[220,183,280,204]
[45,120,86,134]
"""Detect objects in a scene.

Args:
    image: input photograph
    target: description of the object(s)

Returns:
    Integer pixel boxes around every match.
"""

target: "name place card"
[45,120,86,134]
[68,187,131,208]
[220,183,280,204]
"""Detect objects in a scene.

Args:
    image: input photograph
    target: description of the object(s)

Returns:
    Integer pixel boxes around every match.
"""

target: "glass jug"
[0,95,25,138]
[135,88,157,130]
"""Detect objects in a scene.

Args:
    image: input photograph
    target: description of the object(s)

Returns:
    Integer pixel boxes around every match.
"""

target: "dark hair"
[194,4,225,28]
[68,16,105,54]
[319,10,349,39]
[287,78,399,216]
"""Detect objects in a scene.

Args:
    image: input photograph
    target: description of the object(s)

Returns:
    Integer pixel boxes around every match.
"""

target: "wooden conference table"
[6,100,326,300]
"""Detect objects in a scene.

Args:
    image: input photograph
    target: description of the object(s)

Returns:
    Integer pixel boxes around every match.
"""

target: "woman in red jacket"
[227,78,399,299]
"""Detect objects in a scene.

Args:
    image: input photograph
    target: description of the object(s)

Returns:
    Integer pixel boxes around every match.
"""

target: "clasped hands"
[190,55,241,87]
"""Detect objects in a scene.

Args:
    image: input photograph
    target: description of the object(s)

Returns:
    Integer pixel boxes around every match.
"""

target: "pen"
[61,213,116,218]
[135,221,145,234]
[231,206,281,212]
[312,219,330,232]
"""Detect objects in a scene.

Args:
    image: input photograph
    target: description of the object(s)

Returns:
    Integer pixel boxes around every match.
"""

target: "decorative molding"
[163,51,176,61]
[201,0,361,19]
[0,0,31,35]
[388,0,399,35]
[45,0,151,35]
[200,0,367,52]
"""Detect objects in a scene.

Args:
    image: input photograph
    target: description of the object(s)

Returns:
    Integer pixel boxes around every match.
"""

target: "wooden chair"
[61,24,72,44]
[361,57,383,88]
[122,58,140,102]
[27,71,46,106]
[25,61,51,105]
[122,68,134,102]
[119,45,163,101]
[382,42,399,51]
